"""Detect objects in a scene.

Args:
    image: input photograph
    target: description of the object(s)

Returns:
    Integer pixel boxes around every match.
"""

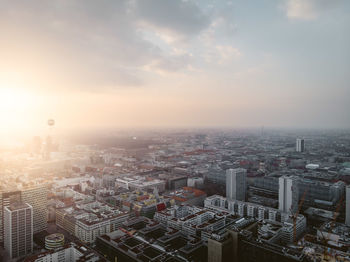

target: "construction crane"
[318,195,344,260]
[326,195,344,239]
[291,190,307,244]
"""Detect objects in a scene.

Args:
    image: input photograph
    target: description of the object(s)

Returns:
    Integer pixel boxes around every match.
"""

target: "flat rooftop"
[6,202,31,211]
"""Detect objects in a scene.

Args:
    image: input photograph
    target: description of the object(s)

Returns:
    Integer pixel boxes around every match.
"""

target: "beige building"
[21,185,48,233]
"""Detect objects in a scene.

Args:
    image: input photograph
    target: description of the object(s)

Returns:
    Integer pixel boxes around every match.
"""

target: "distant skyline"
[0,0,349,140]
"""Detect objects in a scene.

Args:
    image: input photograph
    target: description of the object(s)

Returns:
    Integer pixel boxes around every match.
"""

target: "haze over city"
[0,0,349,144]
[1,1,350,262]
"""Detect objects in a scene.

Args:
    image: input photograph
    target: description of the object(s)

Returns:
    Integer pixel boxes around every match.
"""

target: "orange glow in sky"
[0,0,349,145]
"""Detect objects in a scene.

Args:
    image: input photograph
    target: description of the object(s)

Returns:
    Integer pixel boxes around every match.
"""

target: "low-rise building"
[115,176,166,192]
[109,190,171,218]
[56,200,129,244]
[164,187,207,206]
[25,242,104,262]
[204,195,306,244]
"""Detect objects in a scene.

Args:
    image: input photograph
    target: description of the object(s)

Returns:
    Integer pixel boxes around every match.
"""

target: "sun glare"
[0,72,36,110]
[0,78,40,138]
[0,87,32,110]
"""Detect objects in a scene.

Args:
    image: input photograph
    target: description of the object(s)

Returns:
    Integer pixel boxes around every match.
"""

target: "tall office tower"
[21,185,48,233]
[4,203,33,259]
[346,186,350,226]
[279,176,299,213]
[0,191,21,244]
[296,138,305,152]
[226,168,247,201]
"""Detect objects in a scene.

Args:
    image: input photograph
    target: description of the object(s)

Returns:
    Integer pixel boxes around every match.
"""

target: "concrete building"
[56,200,129,244]
[296,138,305,152]
[187,177,204,188]
[45,233,64,250]
[346,186,350,226]
[0,190,21,244]
[208,236,232,262]
[21,185,48,233]
[207,218,258,262]
[0,186,47,245]
[4,202,33,259]
[115,176,166,192]
[207,168,226,185]
[206,195,275,222]
[280,216,307,243]
[255,176,345,209]
[25,242,102,262]
[76,216,112,244]
[279,176,298,213]
[96,227,206,262]
[167,176,188,190]
[238,232,306,262]
[154,204,240,242]
[226,168,246,201]
[109,190,171,218]
[164,187,207,206]
[298,180,344,208]
[204,195,306,244]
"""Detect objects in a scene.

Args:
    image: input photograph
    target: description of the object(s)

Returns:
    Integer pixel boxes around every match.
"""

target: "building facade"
[21,185,48,234]
[279,176,298,213]
[296,138,305,152]
[4,203,33,259]
[56,200,129,244]
[226,168,246,201]
[0,190,21,244]
[346,186,350,226]
[25,242,101,262]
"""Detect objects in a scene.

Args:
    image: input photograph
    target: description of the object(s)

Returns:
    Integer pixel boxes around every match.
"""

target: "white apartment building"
[26,242,100,262]
[4,203,33,259]
[226,168,247,201]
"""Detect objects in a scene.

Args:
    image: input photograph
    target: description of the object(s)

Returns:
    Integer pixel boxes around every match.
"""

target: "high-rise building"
[208,235,233,262]
[1,185,48,244]
[21,185,48,233]
[0,190,21,244]
[279,176,299,213]
[254,177,345,209]
[226,168,246,201]
[4,202,33,259]
[296,138,305,152]
[346,186,350,226]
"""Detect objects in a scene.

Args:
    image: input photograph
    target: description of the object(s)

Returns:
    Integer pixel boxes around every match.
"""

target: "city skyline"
[1,2,350,260]
[0,0,349,143]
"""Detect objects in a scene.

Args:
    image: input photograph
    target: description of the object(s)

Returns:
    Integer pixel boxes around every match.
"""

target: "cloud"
[0,0,213,91]
[285,0,345,20]
[216,45,241,64]
[145,54,193,75]
[132,0,210,39]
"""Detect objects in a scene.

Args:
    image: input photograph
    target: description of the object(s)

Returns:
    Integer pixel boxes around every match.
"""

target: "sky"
[0,0,349,140]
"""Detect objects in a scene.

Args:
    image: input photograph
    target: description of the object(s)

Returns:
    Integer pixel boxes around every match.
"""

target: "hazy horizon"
[1,0,350,142]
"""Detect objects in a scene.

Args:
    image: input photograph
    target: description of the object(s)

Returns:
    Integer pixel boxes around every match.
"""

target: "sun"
[0,78,39,139]
[0,87,31,110]
[0,71,37,111]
